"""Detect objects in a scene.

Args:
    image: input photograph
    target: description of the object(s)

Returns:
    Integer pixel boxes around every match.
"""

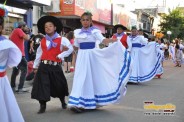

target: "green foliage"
[159,8,184,40]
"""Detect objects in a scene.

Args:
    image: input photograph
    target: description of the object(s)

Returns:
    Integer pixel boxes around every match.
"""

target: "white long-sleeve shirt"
[33,37,73,69]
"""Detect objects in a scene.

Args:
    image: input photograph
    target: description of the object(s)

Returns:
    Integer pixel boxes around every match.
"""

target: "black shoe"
[70,107,84,113]
[62,103,67,109]
[37,104,46,114]
[12,87,16,92]
[127,82,138,85]
[16,88,29,94]
[60,98,67,109]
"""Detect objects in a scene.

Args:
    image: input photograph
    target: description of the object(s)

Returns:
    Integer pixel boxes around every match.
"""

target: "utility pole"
[163,0,166,7]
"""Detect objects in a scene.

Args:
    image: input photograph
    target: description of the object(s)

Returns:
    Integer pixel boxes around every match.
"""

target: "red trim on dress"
[0,71,6,77]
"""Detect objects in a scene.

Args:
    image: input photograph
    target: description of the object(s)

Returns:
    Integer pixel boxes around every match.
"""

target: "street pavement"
[7,60,184,122]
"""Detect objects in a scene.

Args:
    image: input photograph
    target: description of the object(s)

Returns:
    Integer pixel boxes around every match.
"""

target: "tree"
[159,8,184,41]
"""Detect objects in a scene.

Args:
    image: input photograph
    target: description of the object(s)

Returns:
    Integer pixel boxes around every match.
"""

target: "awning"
[0,0,51,9]
[13,0,51,6]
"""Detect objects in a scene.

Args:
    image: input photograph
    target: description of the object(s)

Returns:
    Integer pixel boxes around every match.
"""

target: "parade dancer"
[10,21,30,93]
[112,24,131,51]
[155,38,165,78]
[128,26,162,83]
[158,38,166,65]
[68,12,132,113]
[31,16,73,114]
[138,28,148,45]
[0,15,24,122]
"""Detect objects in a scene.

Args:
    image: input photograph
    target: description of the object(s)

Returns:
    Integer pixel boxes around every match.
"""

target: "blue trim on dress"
[129,53,162,81]
[0,65,6,70]
[68,101,96,107]
[68,50,131,107]
[69,92,121,104]
[68,95,121,107]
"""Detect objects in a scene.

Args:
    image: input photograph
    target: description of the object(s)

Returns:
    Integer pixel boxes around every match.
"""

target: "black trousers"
[11,57,27,89]
[31,63,69,101]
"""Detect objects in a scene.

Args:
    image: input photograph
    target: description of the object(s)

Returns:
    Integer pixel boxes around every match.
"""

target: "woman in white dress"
[172,39,184,65]
[0,16,24,122]
[169,42,175,61]
[68,12,132,113]
[128,26,162,83]
[158,39,166,64]
[155,38,165,78]
[169,38,184,64]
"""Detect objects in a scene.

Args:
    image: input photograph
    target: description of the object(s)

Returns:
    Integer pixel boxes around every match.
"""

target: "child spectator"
[175,45,183,67]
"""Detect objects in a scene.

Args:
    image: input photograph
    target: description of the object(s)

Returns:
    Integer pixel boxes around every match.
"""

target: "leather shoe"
[70,106,84,113]
[62,102,67,109]
[60,98,67,109]
[37,104,46,114]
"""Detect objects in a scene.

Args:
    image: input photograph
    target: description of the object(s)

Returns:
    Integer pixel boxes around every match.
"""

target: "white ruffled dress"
[68,29,132,109]
[0,39,24,122]
[128,36,163,83]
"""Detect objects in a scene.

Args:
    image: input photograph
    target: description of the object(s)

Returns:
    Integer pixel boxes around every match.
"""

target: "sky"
[112,0,184,11]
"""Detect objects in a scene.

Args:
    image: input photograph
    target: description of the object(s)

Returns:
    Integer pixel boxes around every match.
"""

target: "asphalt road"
[7,60,184,122]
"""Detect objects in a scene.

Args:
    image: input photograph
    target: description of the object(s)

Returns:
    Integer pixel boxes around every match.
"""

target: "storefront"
[0,0,51,60]
[0,0,51,36]
[0,5,27,36]
[50,0,112,35]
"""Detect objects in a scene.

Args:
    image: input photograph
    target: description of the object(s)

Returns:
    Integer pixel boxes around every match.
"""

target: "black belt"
[41,60,61,66]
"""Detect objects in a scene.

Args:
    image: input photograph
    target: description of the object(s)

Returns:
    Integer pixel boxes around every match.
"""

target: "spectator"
[9,21,30,93]
[164,42,170,60]
[64,31,74,73]
[26,54,36,82]
[27,34,35,61]
[175,45,182,67]
[29,32,44,54]
[28,32,44,61]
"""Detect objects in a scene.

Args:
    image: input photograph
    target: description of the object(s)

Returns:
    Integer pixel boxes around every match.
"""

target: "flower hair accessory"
[0,6,8,17]
[0,1,8,17]
[0,8,5,17]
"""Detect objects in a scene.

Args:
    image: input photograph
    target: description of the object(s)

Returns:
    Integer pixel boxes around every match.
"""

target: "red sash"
[0,71,6,77]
